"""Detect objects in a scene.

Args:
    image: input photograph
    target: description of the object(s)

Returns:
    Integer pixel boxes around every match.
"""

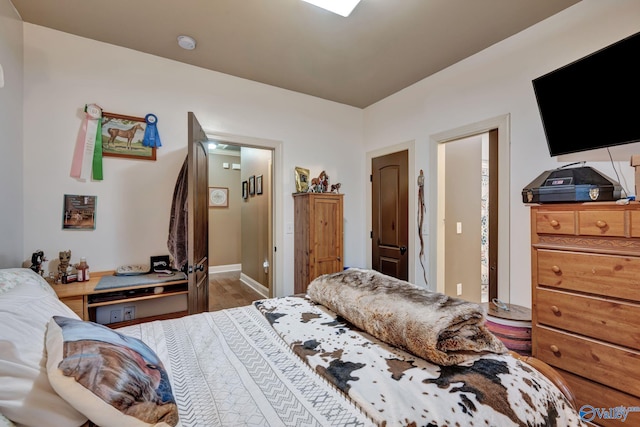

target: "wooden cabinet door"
[310,195,343,279]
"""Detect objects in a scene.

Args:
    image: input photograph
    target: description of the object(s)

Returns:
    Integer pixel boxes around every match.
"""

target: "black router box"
[522,166,622,203]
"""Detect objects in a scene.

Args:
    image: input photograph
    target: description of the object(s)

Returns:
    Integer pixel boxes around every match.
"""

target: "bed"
[0,267,585,426]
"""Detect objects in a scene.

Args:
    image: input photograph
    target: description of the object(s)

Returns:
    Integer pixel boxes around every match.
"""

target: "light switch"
[456,222,462,234]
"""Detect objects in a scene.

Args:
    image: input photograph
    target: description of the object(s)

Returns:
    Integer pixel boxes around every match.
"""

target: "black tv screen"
[532,31,640,157]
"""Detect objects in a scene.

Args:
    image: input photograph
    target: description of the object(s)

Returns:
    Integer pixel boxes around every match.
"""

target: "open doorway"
[205,132,281,310]
[432,114,510,303]
[439,131,497,303]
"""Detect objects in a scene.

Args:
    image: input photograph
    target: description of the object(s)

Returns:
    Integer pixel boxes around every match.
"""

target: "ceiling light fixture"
[302,0,361,17]
[177,35,196,50]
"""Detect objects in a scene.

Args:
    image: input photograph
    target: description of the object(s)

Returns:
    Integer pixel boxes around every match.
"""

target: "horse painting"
[106,123,144,150]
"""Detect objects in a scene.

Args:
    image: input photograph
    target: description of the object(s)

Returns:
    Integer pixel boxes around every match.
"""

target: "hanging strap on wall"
[417,169,428,284]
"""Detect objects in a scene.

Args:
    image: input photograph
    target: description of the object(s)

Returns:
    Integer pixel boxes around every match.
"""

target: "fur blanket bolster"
[306,269,507,366]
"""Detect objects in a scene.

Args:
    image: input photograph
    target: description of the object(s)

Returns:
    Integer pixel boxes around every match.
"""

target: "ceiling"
[11,0,580,108]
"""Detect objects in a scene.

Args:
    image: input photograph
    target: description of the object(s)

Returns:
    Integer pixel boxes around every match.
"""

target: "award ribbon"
[70,104,103,180]
[92,113,103,181]
[143,113,162,148]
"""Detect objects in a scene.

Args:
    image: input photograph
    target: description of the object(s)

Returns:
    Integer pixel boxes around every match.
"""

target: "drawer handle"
[549,219,559,227]
[595,220,607,229]
[551,305,560,314]
[550,345,560,353]
[551,265,561,274]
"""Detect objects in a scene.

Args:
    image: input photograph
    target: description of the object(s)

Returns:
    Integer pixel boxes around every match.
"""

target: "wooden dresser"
[293,192,344,293]
[530,202,640,426]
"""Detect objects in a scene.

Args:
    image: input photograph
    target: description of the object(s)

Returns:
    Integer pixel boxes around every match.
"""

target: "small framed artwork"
[256,175,263,195]
[242,181,248,199]
[209,187,228,207]
[249,175,255,196]
[62,194,97,230]
[295,167,310,193]
[101,112,156,160]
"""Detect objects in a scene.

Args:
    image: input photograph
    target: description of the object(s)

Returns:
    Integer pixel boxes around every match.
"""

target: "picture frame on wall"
[209,187,228,207]
[249,175,255,196]
[242,181,248,199]
[62,194,97,230]
[101,112,156,161]
[256,175,263,195]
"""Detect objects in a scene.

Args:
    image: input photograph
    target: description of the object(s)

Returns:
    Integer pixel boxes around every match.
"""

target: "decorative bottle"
[77,257,89,282]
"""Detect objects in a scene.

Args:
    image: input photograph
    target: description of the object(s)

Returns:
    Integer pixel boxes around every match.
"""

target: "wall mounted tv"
[532,30,640,157]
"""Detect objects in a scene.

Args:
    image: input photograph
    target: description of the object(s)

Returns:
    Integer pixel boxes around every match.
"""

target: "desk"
[50,270,189,327]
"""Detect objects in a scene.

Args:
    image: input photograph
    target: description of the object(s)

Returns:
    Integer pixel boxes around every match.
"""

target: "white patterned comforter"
[117,305,372,427]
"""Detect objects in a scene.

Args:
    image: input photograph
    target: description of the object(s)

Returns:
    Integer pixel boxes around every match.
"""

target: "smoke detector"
[177,35,196,50]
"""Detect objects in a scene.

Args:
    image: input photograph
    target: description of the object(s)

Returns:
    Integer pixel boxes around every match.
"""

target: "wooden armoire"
[293,192,344,293]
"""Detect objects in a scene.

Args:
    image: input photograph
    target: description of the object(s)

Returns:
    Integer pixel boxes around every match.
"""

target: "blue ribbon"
[143,113,162,148]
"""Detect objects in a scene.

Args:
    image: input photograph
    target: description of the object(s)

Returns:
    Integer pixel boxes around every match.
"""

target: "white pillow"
[0,268,87,427]
[46,316,179,427]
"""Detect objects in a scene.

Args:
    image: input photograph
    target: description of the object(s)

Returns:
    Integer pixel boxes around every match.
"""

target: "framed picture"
[249,175,255,196]
[62,194,97,230]
[295,166,310,193]
[101,112,156,160]
[209,187,228,207]
[242,181,248,199]
[256,175,263,195]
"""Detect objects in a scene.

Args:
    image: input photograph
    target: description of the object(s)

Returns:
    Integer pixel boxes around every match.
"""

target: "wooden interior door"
[187,112,209,314]
[371,150,409,280]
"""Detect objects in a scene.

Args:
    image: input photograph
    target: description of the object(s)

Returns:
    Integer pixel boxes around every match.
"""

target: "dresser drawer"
[536,287,640,350]
[536,326,640,398]
[537,249,640,301]
[535,210,575,235]
[558,368,640,427]
[631,211,640,238]
[578,210,625,236]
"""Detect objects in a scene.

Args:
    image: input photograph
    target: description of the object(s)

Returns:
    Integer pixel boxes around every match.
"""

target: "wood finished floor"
[208,271,264,312]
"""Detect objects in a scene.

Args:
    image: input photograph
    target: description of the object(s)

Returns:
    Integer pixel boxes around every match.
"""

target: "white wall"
[0,0,23,268]
[22,24,365,297]
[363,0,640,307]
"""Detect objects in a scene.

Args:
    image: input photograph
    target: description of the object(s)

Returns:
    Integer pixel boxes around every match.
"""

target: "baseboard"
[208,264,241,274]
[240,273,269,298]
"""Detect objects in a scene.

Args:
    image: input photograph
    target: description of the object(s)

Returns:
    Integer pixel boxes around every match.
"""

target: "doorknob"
[400,246,407,255]
[188,264,205,274]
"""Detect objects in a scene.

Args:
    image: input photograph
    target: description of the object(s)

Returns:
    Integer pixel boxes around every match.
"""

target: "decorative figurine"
[331,183,342,193]
[309,171,329,193]
[29,250,46,276]
[58,250,72,279]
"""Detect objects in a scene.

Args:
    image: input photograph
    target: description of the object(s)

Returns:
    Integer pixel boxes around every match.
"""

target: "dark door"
[487,129,499,301]
[187,112,209,314]
[372,150,409,280]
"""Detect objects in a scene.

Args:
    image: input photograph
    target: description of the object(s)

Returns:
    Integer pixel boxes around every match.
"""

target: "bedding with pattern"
[1,268,585,426]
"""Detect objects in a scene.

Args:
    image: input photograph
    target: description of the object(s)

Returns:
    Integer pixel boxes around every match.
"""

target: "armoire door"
[311,195,343,278]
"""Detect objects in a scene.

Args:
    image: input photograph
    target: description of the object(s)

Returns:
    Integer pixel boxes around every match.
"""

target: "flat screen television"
[532,30,640,157]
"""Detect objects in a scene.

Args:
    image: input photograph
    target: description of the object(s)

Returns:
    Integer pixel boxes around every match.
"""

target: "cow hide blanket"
[306,268,507,365]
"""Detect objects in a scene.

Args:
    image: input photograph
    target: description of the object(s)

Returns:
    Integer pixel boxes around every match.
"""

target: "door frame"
[430,114,510,301]
[203,129,282,298]
[366,140,416,285]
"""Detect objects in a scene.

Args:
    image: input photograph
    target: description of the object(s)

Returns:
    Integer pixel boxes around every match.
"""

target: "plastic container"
[77,257,90,282]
